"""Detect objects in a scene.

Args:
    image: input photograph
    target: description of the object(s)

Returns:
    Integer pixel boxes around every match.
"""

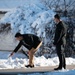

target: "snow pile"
[0,51,75,69]
[0,56,75,69]
[0,1,55,56]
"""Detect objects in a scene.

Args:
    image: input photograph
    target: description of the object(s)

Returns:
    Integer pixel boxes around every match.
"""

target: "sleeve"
[54,25,63,45]
[13,41,22,53]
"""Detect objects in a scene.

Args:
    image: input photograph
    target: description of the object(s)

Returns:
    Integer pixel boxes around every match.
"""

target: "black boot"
[25,64,34,68]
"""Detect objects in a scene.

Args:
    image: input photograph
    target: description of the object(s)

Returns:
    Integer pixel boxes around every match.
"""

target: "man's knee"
[29,49,35,56]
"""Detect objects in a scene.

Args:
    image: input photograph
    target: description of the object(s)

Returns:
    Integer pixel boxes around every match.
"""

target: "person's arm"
[57,27,63,43]
[54,25,63,45]
[9,41,22,57]
[13,41,22,53]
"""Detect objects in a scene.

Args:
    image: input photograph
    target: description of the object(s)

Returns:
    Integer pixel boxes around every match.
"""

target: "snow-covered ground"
[0,51,75,70]
[0,51,75,75]
[0,0,75,74]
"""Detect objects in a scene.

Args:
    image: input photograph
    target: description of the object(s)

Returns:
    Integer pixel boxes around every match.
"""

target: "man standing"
[53,14,66,70]
[10,33,42,68]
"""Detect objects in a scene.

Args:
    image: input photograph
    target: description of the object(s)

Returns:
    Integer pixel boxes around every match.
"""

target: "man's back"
[14,34,41,52]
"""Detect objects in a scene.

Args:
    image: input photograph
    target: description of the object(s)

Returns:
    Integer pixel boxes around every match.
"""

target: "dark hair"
[15,33,22,37]
[54,14,60,19]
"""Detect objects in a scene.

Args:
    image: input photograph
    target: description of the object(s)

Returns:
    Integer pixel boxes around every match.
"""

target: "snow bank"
[0,51,75,69]
[0,56,75,69]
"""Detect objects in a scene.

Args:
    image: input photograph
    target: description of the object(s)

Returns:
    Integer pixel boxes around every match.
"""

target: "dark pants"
[56,44,66,69]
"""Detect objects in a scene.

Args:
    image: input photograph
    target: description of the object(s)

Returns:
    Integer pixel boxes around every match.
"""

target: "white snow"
[0,51,75,70]
[0,51,75,75]
[0,0,75,75]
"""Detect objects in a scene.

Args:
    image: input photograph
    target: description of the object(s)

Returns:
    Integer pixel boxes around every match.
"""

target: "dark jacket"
[14,34,41,53]
[53,21,66,45]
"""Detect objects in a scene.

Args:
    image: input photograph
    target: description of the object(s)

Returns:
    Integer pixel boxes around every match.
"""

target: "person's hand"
[9,52,14,57]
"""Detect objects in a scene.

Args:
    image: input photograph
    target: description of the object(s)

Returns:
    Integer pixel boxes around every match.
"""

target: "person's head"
[15,33,23,41]
[54,14,60,23]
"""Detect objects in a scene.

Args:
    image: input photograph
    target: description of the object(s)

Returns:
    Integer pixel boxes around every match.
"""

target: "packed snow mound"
[0,52,75,75]
[0,2,55,55]
[0,50,75,69]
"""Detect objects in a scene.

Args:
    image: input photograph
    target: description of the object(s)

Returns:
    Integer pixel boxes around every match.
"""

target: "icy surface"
[20,70,75,75]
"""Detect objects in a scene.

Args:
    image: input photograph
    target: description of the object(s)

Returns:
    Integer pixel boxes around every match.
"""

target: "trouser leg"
[56,45,66,68]
[62,46,66,69]
[62,53,66,68]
